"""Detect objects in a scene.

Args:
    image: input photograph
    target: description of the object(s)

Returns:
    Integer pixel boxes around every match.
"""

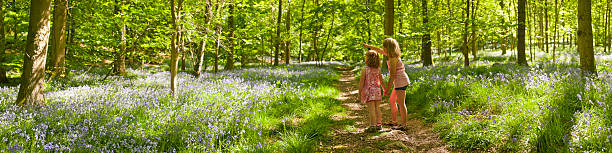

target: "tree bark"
[553,0,558,62]
[0,0,7,83]
[517,0,527,66]
[274,0,282,66]
[470,0,478,58]
[544,0,549,54]
[284,0,291,64]
[298,0,305,62]
[422,0,432,66]
[578,0,596,75]
[194,0,211,77]
[224,1,235,70]
[113,0,127,75]
[16,0,52,106]
[461,0,470,67]
[48,0,68,78]
[500,1,507,55]
[382,0,394,71]
[384,0,394,35]
[604,0,610,53]
[322,10,335,62]
[170,0,183,95]
[312,0,319,63]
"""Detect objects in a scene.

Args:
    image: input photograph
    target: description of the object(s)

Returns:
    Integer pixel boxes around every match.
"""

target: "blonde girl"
[362,38,410,130]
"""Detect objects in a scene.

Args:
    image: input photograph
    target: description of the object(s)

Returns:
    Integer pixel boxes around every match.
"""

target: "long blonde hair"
[383,38,401,58]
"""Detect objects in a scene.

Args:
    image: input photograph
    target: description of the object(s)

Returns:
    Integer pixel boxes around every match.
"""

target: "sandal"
[365,126,378,133]
[392,125,409,131]
[376,123,383,130]
[383,121,398,126]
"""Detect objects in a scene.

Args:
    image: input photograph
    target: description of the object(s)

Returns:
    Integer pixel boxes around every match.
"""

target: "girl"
[363,38,410,130]
[358,50,387,132]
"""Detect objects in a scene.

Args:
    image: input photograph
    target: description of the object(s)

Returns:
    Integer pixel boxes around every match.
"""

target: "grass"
[400,47,612,152]
[0,63,347,152]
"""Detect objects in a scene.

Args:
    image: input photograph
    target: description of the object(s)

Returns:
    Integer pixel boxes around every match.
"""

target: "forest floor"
[318,66,453,153]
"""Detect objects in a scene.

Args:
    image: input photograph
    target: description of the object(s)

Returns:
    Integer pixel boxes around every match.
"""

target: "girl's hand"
[362,43,370,49]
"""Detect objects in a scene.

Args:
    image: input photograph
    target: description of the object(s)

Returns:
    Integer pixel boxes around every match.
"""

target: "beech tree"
[578,0,596,75]
[48,0,68,78]
[16,0,52,106]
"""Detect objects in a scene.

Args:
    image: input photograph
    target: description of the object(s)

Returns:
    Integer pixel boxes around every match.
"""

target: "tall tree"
[113,0,127,75]
[500,1,507,55]
[284,0,291,64]
[422,0,433,66]
[382,0,393,71]
[604,0,610,53]
[16,0,52,106]
[0,0,7,83]
[517,0,527,65]
[298,0,305,62]
[470,0,479,58]
[170,0,183,95]
[225,0,235,69]
[48,0,68,78]
[578,0,596,75]
[544,0,549,54]
[553,0,558,62]
[461,0,470,67]
[384,0,394,35]
[274,0,282,66]
[194,0,212,77]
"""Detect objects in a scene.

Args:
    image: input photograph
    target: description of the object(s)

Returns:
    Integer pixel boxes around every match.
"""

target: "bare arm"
[386,58,398,95]
[378,70,387,93]
[362,43,387,56]
[358,68,366,99]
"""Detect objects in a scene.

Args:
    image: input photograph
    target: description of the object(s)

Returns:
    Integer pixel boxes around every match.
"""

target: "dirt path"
[319,66,452,153]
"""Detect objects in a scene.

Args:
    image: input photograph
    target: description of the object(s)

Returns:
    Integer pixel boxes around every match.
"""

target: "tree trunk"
[500,1,507,55]
[384,0,394,35]
[48,0,68,79]
[194,39,206,77]
[544,0,549,54]
[382,0,393,71]
[553,0,558,62]
[470,0,478,58]
[517,0,527,65]
[461,0,470,67]
[422,0,432,66]
[112,0,127,75]
[604,0,610,53]
[312,0,319,63]
[322,10,335,62]
[284,0,291,64]
[447,0,452,58]
[274,0,282,66]
[578,0,596,75]
[181,50,186,71]
[224,1,235,70]
[170,0,183,95]
[16,0,52,106]
[194,0,211,77]
[298,0,305,62]
[0,0,7,83]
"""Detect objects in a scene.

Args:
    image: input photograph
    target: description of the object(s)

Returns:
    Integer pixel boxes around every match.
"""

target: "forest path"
[319,66,452,153]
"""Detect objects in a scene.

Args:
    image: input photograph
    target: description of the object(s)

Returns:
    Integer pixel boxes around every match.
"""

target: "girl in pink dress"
[363,38,410,130]
[358,51,387,132]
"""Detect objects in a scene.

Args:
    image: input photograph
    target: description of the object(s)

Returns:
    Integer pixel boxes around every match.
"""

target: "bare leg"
[389,89,398,123]
[367,101,377,126]
[375,100,382,124]
[396,90,408,126]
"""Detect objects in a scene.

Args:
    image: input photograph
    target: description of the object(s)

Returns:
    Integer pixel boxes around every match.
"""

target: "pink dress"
[361,67,383,103]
